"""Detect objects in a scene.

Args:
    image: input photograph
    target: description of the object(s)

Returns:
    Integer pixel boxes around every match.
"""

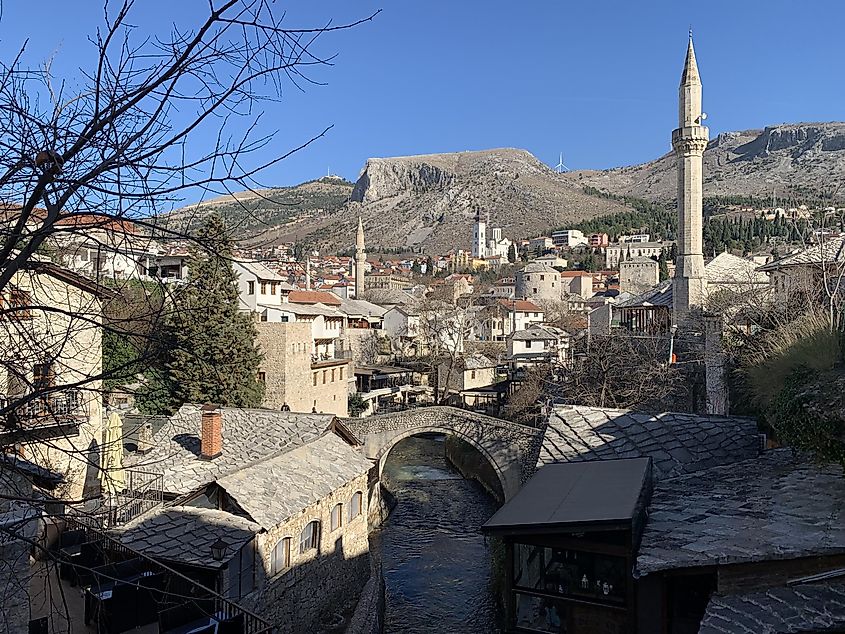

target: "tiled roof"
[758,236,845,271]
[234,259,290,283]
[337,298,387,318]
[510,325,566,341]
[124,405,335,495]
[705,252,768,285]
[112,506,260,569]
[636,450,845,576]
[265,302,343,318]
[287,290,342,306]
[521,262,558,274]
[497,299,544,312]
[217,434,372,529]
[459,353,497,370]
[699,582,845,633]
[538,405,759,477]
[615,279,673,308]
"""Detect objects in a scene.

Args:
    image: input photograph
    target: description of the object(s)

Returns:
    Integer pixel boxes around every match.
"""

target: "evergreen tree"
[167,213,265,407]
[507,243,517,264]
[657,251,669,282]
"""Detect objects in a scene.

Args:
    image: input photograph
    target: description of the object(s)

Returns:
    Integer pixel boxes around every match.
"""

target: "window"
[299,521,320,554]
[313,373,318,387]
[33,363,55,391]
[8,288,31,320]
[339,367,344,380]
[532,288,537,294]
[247,281,255,295]
[260,282,267,294]
[270,537,291,576]
[471,370,476,379]
[322,370,327,384]
[258,371,266,383]
[331,503,343,531]
[331,369,336,382]
[271,283,277,295]
[348,491,363,521]
[525,341,532,349]
[540,275,545,280]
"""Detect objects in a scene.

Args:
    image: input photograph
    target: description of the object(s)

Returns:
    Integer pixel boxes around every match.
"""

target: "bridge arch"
[342,406,545,501]
[376,425,507,501]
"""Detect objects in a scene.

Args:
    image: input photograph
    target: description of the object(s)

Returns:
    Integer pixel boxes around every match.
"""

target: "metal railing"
[107,469,164,527]
[2,390,82,418]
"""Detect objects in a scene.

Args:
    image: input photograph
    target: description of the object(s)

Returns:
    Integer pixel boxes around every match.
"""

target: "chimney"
[136,422,153,454]
[200,404,222,460]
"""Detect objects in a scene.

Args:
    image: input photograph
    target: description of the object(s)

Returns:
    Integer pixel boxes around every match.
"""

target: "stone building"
[515,261,559,301]
[256,321,350,416]
[1,260,108,499]
[120,405,373,633]
[619,257,660,295]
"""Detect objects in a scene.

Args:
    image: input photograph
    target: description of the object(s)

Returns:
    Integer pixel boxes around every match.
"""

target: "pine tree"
[657,251,669,282]
[507,243,517,264]
[167,213,264,407]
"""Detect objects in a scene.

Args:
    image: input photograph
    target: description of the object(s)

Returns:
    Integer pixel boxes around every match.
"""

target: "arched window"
[299,520,320,554]
[270,537,291,576]
[348,491,363,522]
[330,503,343,532]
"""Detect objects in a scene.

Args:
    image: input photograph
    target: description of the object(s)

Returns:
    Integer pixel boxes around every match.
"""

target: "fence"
[107,469,164,527]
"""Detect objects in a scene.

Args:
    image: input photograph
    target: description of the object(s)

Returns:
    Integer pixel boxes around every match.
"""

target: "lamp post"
[211,537,228,562]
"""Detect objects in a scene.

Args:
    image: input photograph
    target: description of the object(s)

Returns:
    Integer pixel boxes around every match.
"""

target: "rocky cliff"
[308,148,631,253]
[566,122,845,202]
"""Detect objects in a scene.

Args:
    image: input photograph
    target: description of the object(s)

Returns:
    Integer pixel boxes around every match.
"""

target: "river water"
[371,434,500,634]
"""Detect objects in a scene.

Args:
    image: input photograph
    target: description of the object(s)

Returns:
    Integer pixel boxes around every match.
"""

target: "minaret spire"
[354,216,366,298]
[672,33,709,323]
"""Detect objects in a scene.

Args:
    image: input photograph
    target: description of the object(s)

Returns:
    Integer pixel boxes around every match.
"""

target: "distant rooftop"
[636,450,845,576]
[482,458,651,534]
[538,405,759,478]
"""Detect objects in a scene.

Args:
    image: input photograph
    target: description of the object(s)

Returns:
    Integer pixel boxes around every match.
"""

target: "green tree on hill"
[166,213,265,407]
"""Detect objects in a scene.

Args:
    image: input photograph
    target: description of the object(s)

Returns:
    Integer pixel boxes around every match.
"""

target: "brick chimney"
[200,404,222,460]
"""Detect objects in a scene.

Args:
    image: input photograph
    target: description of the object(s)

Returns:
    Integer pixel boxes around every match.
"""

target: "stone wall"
[344,561,385,634]
[256,322,349,416]
[444,435,504,503]
[242,472,370,634]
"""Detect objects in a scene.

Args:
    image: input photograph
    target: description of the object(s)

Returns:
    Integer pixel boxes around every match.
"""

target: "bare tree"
[0,2,376,630]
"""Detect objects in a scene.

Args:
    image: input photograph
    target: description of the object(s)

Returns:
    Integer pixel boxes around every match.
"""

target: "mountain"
[565,122,845,203]
[165,176,354,238]
[297,148,632,253]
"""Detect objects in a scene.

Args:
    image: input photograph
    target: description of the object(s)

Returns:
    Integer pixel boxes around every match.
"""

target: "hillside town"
[2,5,845,634]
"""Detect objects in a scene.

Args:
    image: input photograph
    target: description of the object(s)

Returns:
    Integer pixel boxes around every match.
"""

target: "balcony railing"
[106,469,164,527]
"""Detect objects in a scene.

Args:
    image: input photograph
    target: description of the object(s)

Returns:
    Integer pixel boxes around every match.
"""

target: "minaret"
[354,216,366,298]
[672,34,709,323]
[472,206,486,259]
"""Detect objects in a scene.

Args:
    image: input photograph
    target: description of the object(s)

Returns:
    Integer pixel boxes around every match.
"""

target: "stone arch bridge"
[342,406,545,501]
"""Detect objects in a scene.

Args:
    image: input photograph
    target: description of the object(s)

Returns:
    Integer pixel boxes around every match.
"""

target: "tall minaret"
[472,206,487,258]
[672,34,709,323]
[354,216,366,298]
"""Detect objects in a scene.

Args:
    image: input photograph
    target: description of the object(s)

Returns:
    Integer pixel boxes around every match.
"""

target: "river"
[371,434,501,634]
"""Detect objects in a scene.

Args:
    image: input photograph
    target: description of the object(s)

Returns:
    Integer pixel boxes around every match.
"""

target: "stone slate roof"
[217,433,372,529]
[615,279,673,308]
[538,405,759,478]
[124,405,335,495]
[758,236,845,271]
[636,450,845,576]
[510,325,567,341]
[112,506,260,569]
[705,252,768,286]
[699,582,845,633]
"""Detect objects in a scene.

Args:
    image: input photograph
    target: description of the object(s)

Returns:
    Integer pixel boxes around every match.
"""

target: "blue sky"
[0,1,841,191]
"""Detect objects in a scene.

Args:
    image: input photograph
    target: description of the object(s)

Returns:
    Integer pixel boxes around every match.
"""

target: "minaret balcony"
[672,125,709,154]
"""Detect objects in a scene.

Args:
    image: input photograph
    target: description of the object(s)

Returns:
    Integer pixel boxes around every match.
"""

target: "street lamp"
[211,536,228,562]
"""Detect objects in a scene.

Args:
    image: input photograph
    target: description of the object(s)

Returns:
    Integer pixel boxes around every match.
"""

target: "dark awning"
[482,457,652,535]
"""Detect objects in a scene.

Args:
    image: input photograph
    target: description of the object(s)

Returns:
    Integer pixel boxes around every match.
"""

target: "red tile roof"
[497,299,543,312]
[287,290,342,306]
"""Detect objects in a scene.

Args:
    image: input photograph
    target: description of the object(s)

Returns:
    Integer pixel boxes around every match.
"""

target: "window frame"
[330,503,343,532]
[348,491,363,522]
[299,520,320,554]
[247,280,255,295]
[269,537,291,577]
